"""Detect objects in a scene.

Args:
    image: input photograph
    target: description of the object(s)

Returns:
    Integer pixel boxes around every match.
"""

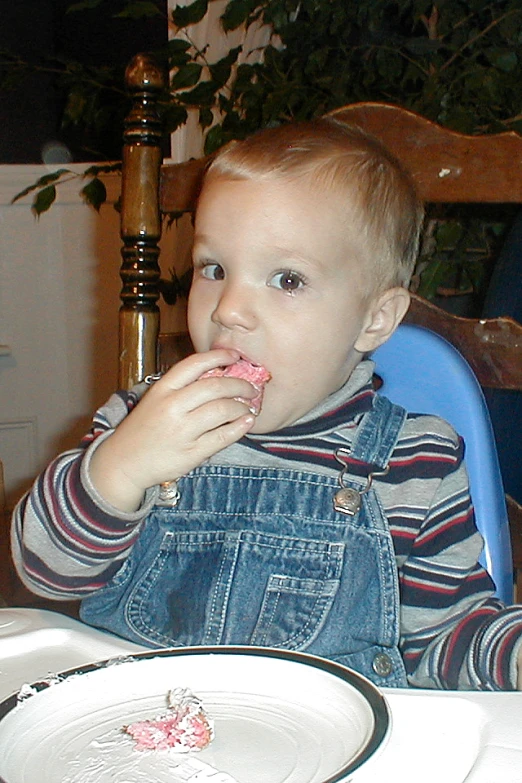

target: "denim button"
[372,652,393,677]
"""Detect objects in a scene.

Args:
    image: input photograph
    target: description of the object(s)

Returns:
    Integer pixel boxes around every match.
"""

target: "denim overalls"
[81,395,409,688]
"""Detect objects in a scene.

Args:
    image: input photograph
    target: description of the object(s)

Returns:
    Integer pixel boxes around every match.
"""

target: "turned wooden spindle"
[119,53,165,389]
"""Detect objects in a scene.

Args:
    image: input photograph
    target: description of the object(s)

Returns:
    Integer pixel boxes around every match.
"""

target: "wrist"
[89,436,147,513]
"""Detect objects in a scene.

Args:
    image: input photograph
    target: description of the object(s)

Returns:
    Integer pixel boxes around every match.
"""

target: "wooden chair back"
[330,103,522,391]
[118,54,522,596]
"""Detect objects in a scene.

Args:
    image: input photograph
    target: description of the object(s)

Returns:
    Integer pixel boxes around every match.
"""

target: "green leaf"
[304,47,330,76]
[233,62,256,91]
[416,257,451,299]
[171,62,203,90]
[162,103,189,133]
[11,169,71,204]
[171,0,209,29]
[221,0,256,32]
[81,177,107,212]
[66,0,105,12]
[32,185,57,217]
[435,220,464,248]
[199,107,214,129]
[492,51,518,73]
[375,49,404,80]
[262,45,284,71]
[209,47,242,88]
[167,39,192,67]
[178,81,217,106]
[114,2,162,19]
[404,37,444,56]
[83,163,122,177]
[204,124,225,154]
[35,169,71,187]
[63,88,89,125]
[167,39,192,55]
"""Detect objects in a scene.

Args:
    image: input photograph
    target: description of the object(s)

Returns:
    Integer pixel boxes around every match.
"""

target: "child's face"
[188,175,379,433]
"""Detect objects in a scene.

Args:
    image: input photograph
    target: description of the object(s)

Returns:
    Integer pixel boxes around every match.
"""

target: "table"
[1,607,521,783]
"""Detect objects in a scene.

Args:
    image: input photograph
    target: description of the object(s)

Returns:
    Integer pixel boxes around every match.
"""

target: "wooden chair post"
[119,54,165,389]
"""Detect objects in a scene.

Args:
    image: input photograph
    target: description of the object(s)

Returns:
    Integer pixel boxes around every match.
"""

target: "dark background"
[0,0,168,163]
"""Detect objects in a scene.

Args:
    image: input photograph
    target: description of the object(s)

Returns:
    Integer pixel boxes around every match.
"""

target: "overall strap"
[349,394,407,470]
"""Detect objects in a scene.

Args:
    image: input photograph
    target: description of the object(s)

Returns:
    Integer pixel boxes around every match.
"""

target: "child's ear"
[355,287,411,354]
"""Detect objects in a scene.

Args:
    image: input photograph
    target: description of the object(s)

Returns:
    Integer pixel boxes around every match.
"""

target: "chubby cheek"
[263,340,358,423]
[187,292,212,350]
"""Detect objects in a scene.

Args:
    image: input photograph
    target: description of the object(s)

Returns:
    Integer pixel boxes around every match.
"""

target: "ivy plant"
[4,0,522,303]
[165,0,522,150]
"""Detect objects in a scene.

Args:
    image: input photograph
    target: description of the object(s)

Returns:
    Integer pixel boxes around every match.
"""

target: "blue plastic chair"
[372,323,513,603]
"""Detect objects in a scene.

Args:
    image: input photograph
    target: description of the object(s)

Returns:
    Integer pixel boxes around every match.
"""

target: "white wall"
[0,165,122,507]
[0,164,188,509]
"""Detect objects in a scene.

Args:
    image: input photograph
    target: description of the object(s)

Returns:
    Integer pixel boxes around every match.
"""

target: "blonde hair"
[204,118,424,293]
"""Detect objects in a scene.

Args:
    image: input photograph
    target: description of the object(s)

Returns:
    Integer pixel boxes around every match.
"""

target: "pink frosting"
[200,359,271,414]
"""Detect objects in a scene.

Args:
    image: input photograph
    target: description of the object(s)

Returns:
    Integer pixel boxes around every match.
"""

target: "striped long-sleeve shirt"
[11,360,522,690]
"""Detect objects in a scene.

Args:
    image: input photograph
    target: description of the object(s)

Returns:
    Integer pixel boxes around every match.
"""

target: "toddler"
[12,118,522,690]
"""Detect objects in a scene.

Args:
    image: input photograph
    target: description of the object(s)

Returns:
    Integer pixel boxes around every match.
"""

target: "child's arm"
[11,349,256,599]
[399,457,522,690]
[11,387,150,600]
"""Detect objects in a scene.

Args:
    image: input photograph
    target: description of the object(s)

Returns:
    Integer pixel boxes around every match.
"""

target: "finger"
[146,404,256,481]
[193,413,256,461]
[138,388,256,449]
[183,395,258,437]
[145,376,257,422]
[160,349,241,390]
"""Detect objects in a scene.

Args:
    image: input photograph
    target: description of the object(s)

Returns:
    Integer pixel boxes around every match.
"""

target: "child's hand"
[89,350,257,512]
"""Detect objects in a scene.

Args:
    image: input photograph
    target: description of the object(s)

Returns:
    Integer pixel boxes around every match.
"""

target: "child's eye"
[199,262,225,281]
[269,270,306,292]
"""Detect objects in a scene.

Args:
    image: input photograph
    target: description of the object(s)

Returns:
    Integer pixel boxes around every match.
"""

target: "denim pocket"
[126,530,228,647]
[250,573,341,649]
[125,527,344,650]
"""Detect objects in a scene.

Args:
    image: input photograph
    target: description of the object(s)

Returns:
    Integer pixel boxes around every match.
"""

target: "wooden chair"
[118,54,522,597]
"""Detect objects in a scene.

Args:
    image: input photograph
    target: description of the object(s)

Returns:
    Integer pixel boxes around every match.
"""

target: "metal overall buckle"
[333,448,389,516]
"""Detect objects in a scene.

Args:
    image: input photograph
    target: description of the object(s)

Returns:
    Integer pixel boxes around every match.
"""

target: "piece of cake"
[200,358,271,415]
[124,687,214,752]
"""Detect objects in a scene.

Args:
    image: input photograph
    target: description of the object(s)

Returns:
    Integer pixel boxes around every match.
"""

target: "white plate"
[0,647,390,783]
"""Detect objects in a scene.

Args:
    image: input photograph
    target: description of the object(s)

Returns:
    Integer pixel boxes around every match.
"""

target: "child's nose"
[211,283,256,331]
